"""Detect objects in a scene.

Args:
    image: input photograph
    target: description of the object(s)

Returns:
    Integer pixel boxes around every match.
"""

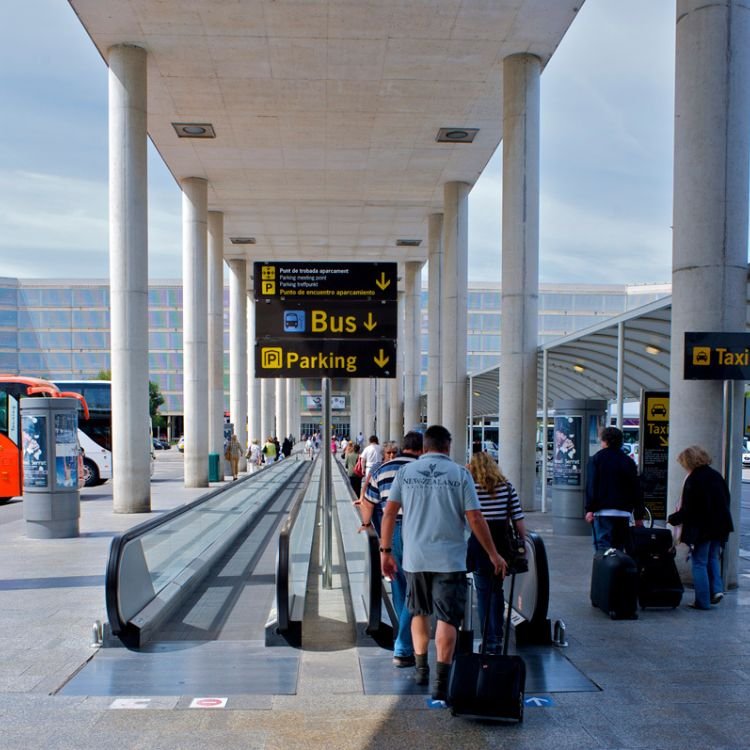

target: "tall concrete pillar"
[247,288,261,444]
[389,289,405,440]
[668,0,750,588]
[403,261,423,431]
[182,177,209,487]
[499,53,541,509]
[364,378,376,437]
[351,379,365,439]
[108,44,150,512]
[207,212,225,460]
[441,183,470,461]
[276,379,287,444]
[261,380,275,441]
[376,379,389,440]
[285,379,297,440]
[427,214,443,427]
[229,259,248,471]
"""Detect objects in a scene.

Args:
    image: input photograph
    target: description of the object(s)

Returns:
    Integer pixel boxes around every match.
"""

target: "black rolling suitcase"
[448,573,526,722]
[630,527,683,609]
[590,548,639,620]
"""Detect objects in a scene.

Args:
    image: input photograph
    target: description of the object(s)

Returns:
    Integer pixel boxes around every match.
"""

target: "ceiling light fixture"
[436,127,479,144]
[229,237,256,245]
[645,345,661,355]
[573,364,585,373]
[172,122,216,138]
[396,239,422,247]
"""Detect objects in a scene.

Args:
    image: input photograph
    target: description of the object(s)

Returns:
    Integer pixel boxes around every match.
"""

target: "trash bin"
[208,453,221,482]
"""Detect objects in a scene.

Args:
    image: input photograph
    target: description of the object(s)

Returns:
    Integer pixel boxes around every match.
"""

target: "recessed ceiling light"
[573,364,585,373]
[230,237,256,244]
[396,239,422,247]
[172,122,216,138]
[645,345,661,355]
[436,127,479,143]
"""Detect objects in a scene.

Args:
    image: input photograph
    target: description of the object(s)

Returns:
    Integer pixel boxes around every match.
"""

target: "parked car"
[743,450,750,467]
[177,436,185,452]
[152,438,169,450]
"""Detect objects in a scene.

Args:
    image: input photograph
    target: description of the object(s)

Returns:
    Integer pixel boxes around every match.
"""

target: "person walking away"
[344,443,362,495]
[282,435,293,458]
[226,433,242,480]
[585,426,645,551]
[263,436,277,464]
[305,436,313,460]
[246,439,261,473]
[381,425,506,703]
[360,432,423,668]
[668,445,734,610]
[467,451,527,654]
[358,435,383,503]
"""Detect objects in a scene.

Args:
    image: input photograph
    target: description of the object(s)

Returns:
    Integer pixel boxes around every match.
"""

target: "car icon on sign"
[650,403,667,417]
[695,350,709,363]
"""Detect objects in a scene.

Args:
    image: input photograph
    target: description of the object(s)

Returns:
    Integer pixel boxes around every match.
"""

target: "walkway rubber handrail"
[105,458,301,647]
[274,453,318,637]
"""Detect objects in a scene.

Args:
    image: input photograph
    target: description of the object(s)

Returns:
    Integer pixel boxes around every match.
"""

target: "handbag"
[353,455,365,478]
[491,518,528,574]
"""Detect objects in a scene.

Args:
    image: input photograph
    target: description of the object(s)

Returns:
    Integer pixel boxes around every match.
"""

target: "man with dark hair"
[360,431,423,668]
[585,426,645,551]
[380,424,505,703]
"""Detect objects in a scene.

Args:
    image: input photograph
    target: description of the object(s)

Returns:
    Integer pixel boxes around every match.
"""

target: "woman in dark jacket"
[668,445,734,610]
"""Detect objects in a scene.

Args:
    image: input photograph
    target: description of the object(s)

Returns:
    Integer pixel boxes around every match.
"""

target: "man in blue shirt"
[381,425,505,703]
[360,431,423,668]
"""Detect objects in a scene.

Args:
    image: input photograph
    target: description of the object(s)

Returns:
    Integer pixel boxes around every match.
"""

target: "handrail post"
[322,377,333,589]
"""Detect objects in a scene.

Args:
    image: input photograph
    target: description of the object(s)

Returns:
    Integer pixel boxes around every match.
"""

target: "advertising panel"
[552,415,582,486]
[22,414,48,489]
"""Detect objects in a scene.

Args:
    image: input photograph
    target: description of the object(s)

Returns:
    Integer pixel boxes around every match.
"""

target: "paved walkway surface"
[0,451,748,749]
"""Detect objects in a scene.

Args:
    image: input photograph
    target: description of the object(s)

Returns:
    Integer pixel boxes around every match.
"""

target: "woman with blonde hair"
[668,445,734,610]
[467,451,527,653]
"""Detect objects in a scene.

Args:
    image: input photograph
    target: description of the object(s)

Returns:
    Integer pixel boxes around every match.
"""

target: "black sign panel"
[255,299,397,340]
[552,415,582,486]
[254,262,397,301]
[684,332,750,380]
[640,391,669,521]
[255,339,397,378]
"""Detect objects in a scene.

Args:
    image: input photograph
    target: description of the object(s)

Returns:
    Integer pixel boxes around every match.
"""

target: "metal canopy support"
[541,349,549,513]
[321,377,333,589]
[615,321,625,427]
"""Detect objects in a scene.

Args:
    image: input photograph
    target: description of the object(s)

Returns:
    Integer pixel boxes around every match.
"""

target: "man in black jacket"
[585,427,645,551]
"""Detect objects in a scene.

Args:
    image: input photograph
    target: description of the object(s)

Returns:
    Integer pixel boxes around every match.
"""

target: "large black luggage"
[630,527,683,609]
[448,573,526,722]
[590,548,639,620]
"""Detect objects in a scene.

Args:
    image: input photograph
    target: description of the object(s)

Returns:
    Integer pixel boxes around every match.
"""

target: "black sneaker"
[393,655,416,668]
[711,592,724,604]
[431,686,448,703]
[415,665,430,686]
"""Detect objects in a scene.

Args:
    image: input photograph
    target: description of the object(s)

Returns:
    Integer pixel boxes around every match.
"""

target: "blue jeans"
[472,572,504,653]
[592,515,630,552]
[691,540,723,609]
[390,521,413,657]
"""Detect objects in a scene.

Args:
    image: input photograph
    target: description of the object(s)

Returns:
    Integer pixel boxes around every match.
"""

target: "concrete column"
[207,212,225,461]
[247,289,261,444]
[441,183,470,461]
[668,0,750,587]
[276,379,287,444]
[427,214,443,427]
[352,379,364,439]
[182,177,209,487]
[285,379,296,440]
[261,380,275,441]
[364,378,376,437]
[229,259,248,472]
[376,379,389,440]
[403,261,423,431]
[389,289,406,440]
[108,44,150,513]
[499,53,541,510]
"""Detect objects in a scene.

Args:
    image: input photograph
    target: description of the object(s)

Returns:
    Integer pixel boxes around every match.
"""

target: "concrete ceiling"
[68,0,581,265]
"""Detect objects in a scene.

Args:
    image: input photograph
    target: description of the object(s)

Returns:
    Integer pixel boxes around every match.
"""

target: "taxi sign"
[255,300,397,340]
[684,332,750,380]
[255,339,396,378]
[253,262,397,301]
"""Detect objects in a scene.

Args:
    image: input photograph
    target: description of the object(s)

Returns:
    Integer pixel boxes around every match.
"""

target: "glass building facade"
[0,276,670,418]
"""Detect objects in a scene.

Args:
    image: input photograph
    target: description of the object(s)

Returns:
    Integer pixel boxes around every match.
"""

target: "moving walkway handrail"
[105,458,304,647]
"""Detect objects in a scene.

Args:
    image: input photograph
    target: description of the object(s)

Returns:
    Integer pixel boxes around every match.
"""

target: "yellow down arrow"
[363,312,377,331]
[374,349,390,368]
[375,272,391,291]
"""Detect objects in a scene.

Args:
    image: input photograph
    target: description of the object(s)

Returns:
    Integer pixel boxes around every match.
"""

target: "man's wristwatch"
[379,546,392,553]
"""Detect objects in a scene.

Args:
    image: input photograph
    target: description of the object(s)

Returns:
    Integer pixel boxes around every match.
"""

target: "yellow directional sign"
[641,390,670,521]
[256,339,397,378]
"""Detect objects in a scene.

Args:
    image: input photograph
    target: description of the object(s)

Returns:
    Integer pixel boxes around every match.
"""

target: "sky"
[0,0,679,285]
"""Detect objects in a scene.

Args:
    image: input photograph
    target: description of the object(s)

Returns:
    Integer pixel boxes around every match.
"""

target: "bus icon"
[284,311,305,332]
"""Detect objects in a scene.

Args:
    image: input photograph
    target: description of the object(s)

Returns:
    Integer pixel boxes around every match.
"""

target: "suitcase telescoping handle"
[482,572,516,657]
